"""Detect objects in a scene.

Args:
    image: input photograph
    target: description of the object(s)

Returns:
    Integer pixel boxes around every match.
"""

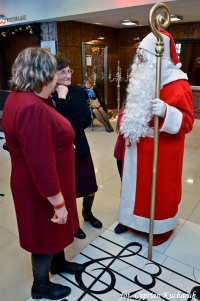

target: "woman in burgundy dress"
[2,47,84,300]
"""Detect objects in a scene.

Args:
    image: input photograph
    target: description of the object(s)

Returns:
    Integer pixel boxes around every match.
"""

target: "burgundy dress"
[3,91,79,254]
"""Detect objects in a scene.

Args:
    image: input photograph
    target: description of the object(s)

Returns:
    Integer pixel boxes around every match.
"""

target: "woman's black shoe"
[82,195,103,228]
[83,212,102,228]
[50,251,85,275]
[74,227,86,239]
[31,281,71,300]
[108,123,114,132]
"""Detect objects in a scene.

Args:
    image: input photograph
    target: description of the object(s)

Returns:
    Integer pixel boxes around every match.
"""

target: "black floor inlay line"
[55,234,200,300]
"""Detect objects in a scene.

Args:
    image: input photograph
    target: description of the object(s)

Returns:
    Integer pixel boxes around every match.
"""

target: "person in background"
[51,54,102,240]
[2,47,85,300]
[83,78,114,133]
[115,30,194,245]
[113,94,127,181]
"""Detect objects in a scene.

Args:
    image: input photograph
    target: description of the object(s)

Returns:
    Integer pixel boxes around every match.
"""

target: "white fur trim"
[162,68,188,86]
[175,62,182,69]
[119,142,181,234]
[119,203,181,234]
[160,104,183,134]
[119,144,137,225]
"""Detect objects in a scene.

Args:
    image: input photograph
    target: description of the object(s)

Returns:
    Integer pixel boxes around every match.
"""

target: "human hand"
[150,98,166,118]
[51,206,68,224]
[56,85,69,99]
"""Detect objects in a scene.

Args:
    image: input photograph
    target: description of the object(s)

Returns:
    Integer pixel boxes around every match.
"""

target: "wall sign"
[0,15,27,26]
[86,55,92,66]
[40,41,56,54]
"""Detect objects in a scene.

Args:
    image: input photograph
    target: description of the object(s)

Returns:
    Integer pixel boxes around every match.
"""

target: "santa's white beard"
[120,49,174,144]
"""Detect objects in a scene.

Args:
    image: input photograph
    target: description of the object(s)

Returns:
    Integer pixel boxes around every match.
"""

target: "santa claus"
[115,30,194,246]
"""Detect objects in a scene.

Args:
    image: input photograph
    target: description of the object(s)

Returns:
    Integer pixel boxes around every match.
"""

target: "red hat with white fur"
[139,29,181,67]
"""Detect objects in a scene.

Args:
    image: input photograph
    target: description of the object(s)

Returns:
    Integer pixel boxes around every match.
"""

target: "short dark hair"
[54,53,71,70]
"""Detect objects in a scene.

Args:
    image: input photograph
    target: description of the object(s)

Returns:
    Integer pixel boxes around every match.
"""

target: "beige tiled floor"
[0,118,200,300]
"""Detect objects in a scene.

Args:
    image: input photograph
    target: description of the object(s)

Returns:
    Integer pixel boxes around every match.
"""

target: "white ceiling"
[63,0,200,28]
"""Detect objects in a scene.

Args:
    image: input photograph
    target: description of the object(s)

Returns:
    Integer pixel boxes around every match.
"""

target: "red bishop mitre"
[139,29,181,67]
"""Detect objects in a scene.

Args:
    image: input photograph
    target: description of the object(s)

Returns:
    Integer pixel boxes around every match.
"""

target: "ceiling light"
[120,20,138,26]
[92,36,105,40]
[171,15,183,22]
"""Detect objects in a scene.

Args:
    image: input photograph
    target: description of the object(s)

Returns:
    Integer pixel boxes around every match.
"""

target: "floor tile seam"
[93,152,117,165]
[0,235,18,250]
[0,179,10,186]
[162,225,183,255]
[99,187,120,197]
[185,199,200,222]
[178,219,186,227]
[153,257,200,284]
[90,147,113,155]
[98,174,121,186]
[87,139,108,145]
[193,269,199,283]
[182,166,200,175]
[0,223,19,237]
[181,187,200,196]
[91,152,113,161]
[143,249,166,265]
[183,148,199,160]
[90,148,112,155]
[93,163,118,173]
[162,253,200,276]
[0,200,14,209]
[181,189,200,198]
[99,236,200,285]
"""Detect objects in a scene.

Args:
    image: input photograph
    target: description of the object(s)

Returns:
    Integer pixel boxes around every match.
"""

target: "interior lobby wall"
[0,19,200,109]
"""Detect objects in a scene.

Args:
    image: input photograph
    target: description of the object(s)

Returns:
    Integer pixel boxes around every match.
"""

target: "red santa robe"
[119,79,194,234]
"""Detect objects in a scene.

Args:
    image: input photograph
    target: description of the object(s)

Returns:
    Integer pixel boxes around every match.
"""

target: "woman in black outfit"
[51,54,102,239]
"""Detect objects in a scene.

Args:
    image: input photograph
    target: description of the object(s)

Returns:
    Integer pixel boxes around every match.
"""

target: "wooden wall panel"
[57,22,65,45]
[81,23,95,42]
[1,20,200,108]
[0,34,39,90]
[65,21,81,47]
[66,46,82,70]
[57,45,67,56]
[57,21,118,108]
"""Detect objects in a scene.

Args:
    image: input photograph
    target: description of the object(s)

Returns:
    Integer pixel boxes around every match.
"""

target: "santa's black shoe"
[114,223,128,234]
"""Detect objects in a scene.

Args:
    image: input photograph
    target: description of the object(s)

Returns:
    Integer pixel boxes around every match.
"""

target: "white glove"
[150,98,166,118]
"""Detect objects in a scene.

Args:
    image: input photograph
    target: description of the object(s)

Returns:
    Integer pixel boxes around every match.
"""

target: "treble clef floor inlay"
[45,224,200,301]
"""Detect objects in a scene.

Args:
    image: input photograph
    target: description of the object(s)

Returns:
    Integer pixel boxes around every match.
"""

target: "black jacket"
[51,85,91,157]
